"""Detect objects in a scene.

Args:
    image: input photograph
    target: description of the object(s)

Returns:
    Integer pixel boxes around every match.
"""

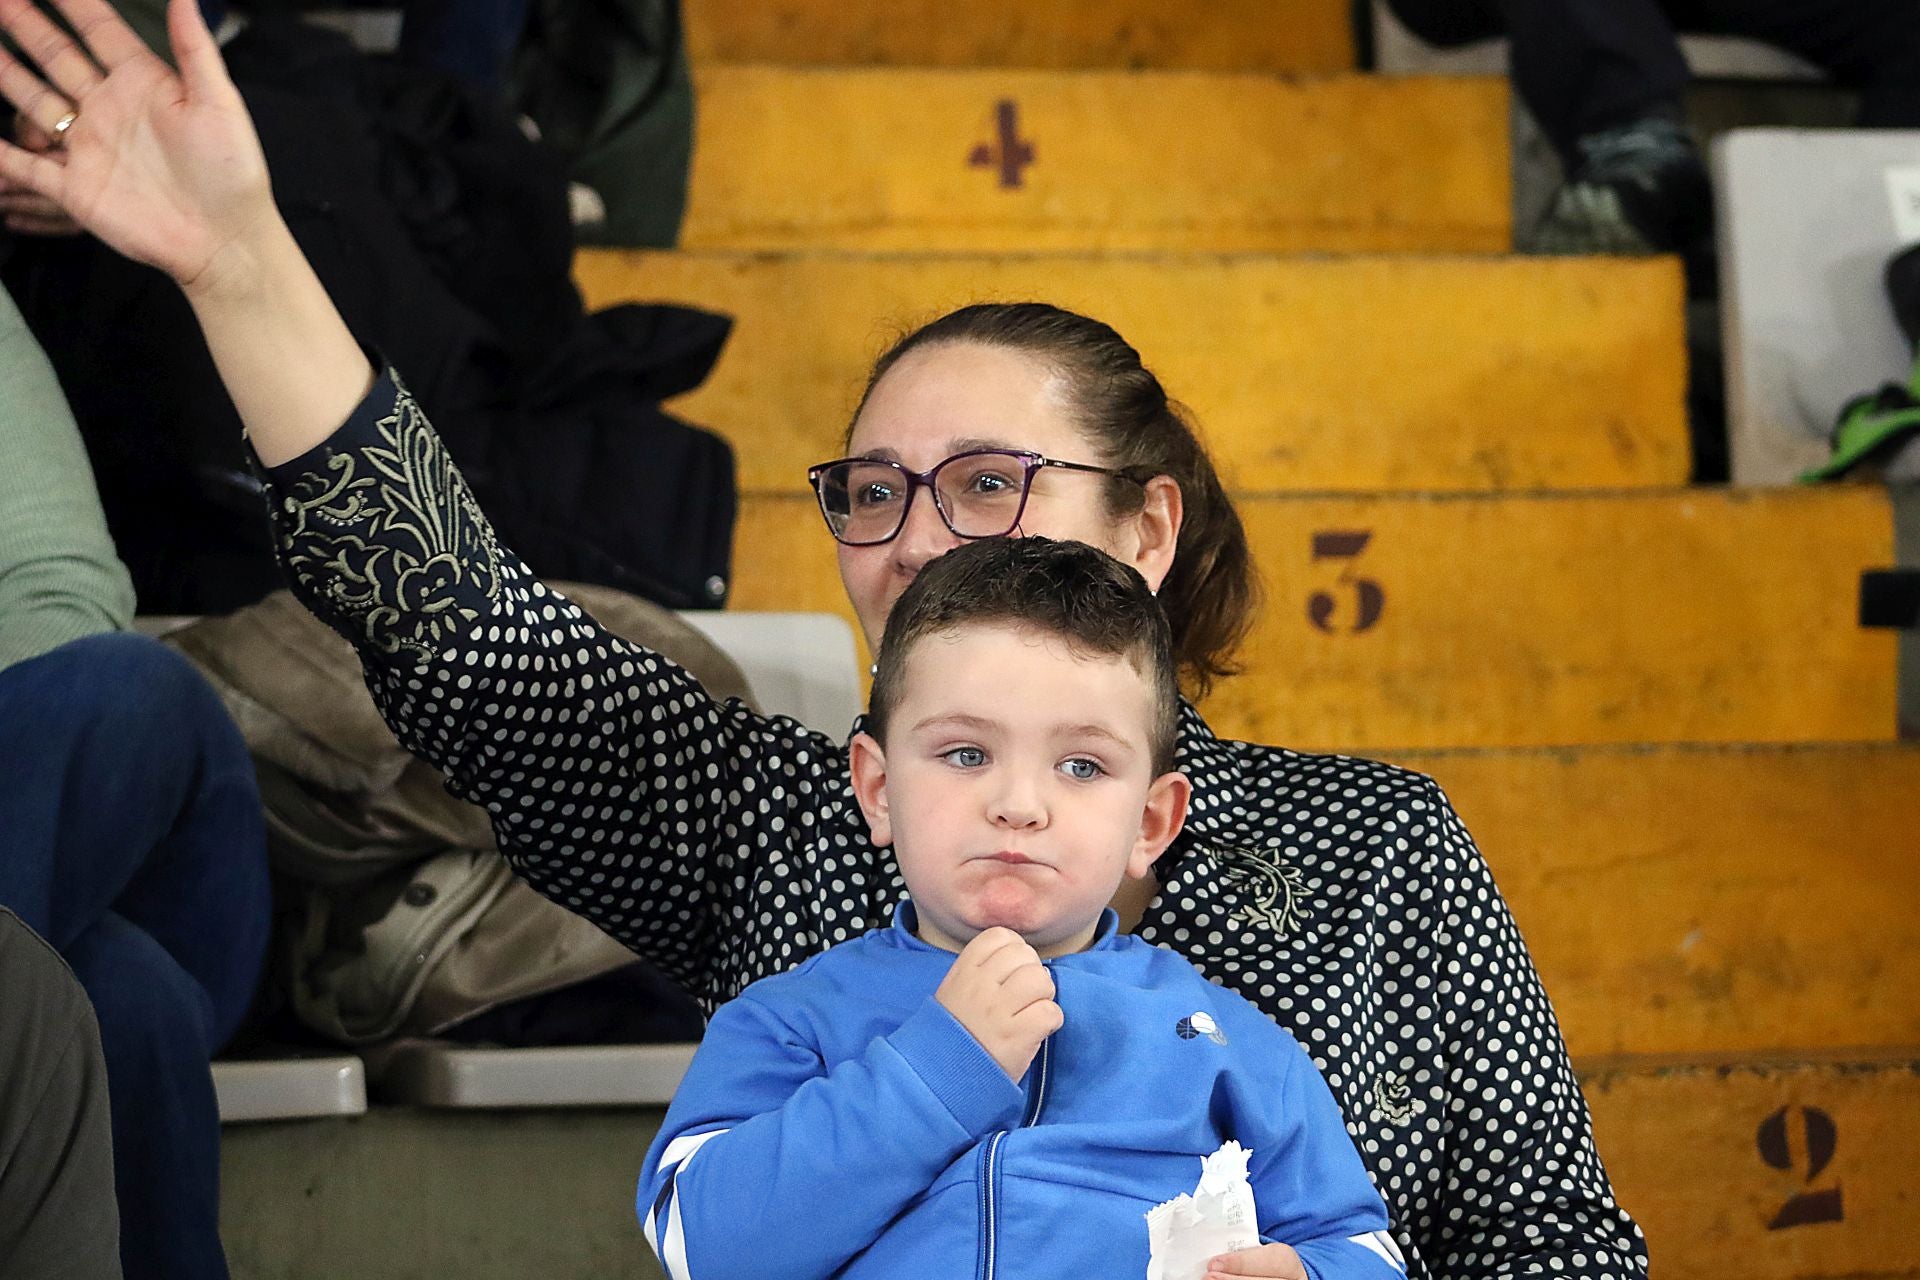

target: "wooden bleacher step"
[730,485,1899,751]
[683,0,1355,74]
[577,249,1689,492]
[1585,1050,1920,1280]
[1388,742,1920,1060]
[681,66,1511,254]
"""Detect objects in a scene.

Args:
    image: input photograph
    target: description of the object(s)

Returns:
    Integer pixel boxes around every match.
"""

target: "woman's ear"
[1121,474,1183,594]
[848,731,894,847]
[1127,769,1191,879]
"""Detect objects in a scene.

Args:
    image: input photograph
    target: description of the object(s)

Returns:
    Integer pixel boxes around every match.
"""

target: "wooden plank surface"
[577,250,1689,492]
[728,487,1897,750]
[1581,1053,1920,1279]
[683,68,1511,254]
[683,0,1355,74]
[1387,744,1920,1060]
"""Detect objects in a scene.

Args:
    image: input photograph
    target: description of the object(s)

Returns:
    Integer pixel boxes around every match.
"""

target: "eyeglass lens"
[816,453,1032,544]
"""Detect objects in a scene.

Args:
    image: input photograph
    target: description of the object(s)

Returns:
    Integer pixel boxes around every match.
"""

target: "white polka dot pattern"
[262,375,1650,1280]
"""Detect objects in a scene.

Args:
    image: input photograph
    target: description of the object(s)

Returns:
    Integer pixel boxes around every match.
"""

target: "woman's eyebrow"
[855,437,1017,463]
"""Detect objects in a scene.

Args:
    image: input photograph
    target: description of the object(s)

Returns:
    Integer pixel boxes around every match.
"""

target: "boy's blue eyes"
[936,748,1105,780]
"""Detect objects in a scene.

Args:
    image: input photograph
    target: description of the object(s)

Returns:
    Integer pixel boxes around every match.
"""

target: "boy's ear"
[848,731,894,848]
[1127,769,1191,880]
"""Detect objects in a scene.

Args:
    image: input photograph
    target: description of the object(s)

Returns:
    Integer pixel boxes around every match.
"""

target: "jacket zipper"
[977,1131,1006,1280]
[978,1032,1054,1280]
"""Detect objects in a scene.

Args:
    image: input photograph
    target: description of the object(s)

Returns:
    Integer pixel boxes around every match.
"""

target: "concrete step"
[1586,1050,1920,1279]
[220,1108,668,1280]
[221,1051,1920,1279]
[1385,742,1920,1059]
[730,485,1898,750]
[684,0,1354,74]
[578,249,1689,492]
[681,67,1511,254]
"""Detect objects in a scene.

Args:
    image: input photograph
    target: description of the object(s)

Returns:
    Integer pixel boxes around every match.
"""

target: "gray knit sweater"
[0,283,134,672]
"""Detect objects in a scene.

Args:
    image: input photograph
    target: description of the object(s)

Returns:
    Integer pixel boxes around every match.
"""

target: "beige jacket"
[167,585,753,1044]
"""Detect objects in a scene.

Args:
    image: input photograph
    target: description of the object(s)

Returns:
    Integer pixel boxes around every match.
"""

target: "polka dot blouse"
[261,372,1649,1280]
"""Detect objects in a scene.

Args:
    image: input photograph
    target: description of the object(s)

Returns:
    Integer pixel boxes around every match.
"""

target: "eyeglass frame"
[804,448,1152,547]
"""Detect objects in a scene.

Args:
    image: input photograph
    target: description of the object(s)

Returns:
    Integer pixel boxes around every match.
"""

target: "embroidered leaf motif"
[1213,845,1307,937]
[1373,1070,1416,1126]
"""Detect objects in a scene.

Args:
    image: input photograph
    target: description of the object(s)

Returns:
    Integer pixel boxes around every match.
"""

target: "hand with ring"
[0,0,275,288]
[1,113,82,236]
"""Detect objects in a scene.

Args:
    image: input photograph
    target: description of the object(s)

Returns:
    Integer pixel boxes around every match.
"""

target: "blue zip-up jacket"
[639,906,1405,1280]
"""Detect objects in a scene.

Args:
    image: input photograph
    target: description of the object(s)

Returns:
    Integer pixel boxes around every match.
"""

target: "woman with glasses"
[0,3,1646,1277]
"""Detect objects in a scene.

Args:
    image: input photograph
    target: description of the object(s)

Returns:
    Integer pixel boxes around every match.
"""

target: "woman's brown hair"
[851,303,1259,698]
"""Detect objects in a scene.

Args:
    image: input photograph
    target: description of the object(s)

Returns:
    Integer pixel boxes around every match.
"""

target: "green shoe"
[1799,359,1920,483]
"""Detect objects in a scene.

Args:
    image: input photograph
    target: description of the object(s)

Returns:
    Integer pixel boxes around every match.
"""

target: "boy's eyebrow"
[911,713,1138,754]
[1056,724,1139,755]
[911,712,1004,735]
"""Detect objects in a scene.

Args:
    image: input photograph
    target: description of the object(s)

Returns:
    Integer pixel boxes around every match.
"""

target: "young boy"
[638,538,1404,1280]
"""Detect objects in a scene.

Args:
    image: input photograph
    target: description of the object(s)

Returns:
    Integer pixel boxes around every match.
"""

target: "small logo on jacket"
[1175,1011,1229,1045]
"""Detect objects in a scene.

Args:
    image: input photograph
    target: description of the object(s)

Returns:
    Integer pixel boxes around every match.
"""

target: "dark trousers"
[0,634,270,1280]
[1385,0,1920,160]
[0,909,120,1280]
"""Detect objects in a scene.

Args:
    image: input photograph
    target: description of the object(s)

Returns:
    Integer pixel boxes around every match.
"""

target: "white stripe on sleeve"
[648,1128,731,1280]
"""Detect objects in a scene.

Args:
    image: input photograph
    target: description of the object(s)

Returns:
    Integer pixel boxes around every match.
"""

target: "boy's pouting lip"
[849,620,1190,959]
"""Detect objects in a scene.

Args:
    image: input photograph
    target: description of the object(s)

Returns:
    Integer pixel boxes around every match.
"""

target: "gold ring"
[51,110,78,138]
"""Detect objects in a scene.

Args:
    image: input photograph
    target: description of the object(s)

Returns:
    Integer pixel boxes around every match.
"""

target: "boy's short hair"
[866,538,1181,774]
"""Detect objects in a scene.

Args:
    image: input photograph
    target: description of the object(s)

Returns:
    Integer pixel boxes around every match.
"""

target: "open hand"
[1206,1242,1309,1280]
[0,0,274,287]
[934,927,1062,1080]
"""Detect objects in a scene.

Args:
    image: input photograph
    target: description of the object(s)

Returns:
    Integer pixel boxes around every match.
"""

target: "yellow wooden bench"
[576,249,1689,492]
[1392,742,1920,1059]
[731,485,1897,750]
[684,0,1356,74]
[1586,1051,1919,1278]
[680,67,1511,254]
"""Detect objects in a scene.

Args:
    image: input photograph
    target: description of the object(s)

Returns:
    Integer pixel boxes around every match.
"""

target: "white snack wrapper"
[1144,1141,1261,1280]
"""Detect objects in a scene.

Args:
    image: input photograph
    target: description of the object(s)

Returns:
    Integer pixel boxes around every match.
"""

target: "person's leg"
[1484,0,1709,261]
[1667,0,1920,127]
[0,632,269,1042]
[1389,0,1709,257]
[66,915,226,1280]
[0,632,269,1280]
[0,909,120,1280]
[1377,0,1506,51]
[1493,0,1692,162]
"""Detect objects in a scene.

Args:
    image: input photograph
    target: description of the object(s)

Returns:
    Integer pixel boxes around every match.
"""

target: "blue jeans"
[0,633,270,1280]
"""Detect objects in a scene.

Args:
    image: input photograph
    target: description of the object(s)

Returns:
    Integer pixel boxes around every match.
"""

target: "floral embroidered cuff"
[257,369,504,667]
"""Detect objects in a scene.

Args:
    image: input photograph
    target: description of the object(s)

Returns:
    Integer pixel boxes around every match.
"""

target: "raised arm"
[0,0,372,464]
[639,986,1022,1280]
[0,0,868,1004]
[0,283,133,667]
